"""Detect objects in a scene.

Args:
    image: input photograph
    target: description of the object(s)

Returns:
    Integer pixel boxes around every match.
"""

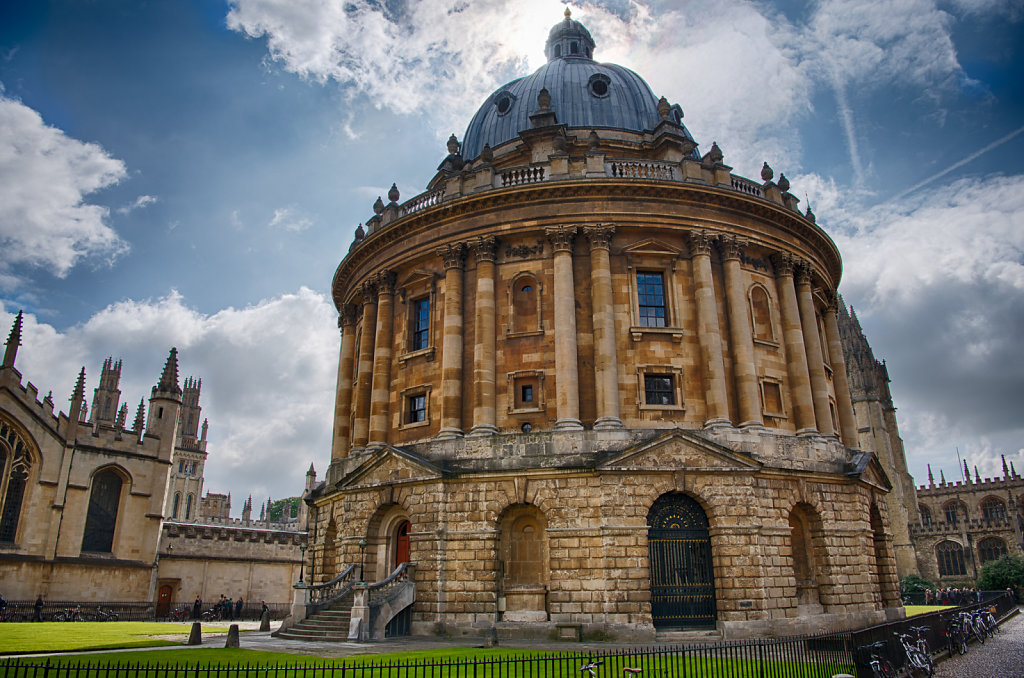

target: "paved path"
[933,609,1024,678]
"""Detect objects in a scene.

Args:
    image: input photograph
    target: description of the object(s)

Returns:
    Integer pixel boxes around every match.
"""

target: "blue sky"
[1,0,1022,511]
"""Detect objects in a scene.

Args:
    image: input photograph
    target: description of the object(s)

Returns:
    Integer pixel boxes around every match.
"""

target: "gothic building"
[305,11,902,641]
[911,459,1024,585]
[837,302,920,578]
[0,312,309,609]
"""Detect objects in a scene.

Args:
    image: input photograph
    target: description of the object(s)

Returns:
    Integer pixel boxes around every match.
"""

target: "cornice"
[332,179,843,309]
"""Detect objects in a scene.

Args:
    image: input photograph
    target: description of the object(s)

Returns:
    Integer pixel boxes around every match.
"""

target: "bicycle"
[981,607,999,634]
[972,609,994,639]
[896,628,934,677]
[200,607,223,621]
[52,605,84,622]
[860,641,897,678]
[580,659,604,678]
[0,607,27,622]
[944,614,968,657]
[89,606,118,621]
[960,610,986,645]
[168,606,190,622]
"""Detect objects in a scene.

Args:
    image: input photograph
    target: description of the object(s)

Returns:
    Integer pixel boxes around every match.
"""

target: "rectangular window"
[644,374,675,406]
[761,380,785,417]
[521,384,533,403]
[509,372,544,413]
[411,297,430,351]
[636,272,667,327]
[408,393,427,423]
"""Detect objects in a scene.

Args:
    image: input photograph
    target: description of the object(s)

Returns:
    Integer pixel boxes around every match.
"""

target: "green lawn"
[904,604,953,617]
[0,621,236,654]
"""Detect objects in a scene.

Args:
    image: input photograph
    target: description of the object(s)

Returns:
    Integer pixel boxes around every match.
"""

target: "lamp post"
[359,539,367,583]
[298,543,307,584]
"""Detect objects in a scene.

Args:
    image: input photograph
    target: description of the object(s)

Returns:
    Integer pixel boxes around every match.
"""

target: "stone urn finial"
[761,162,773,182]
[588,130,600,150]
[481,143,494,163]
[778,173,790,193]
[373,197,384,215]
[657,96,671,118]
[388,183,400,203]
[447,134,460,155]
[537,87,551,110]
[709,142,724,164]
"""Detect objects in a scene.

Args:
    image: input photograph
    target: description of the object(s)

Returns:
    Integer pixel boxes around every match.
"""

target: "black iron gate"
[647,493,716,628]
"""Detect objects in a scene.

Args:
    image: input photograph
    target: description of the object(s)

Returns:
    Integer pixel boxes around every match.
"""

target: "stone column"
[688,230,730,426]
[351,284,377,450]
[795,265,834,436]
[368,271,396,447]
[330,305,359,463]
[823,292,859,447]
[772,254,817,434]
[719,237,762,428]
[545,226,583,431]
[583,224,623,429]
[437,243,466,439]
[470,236,498,436]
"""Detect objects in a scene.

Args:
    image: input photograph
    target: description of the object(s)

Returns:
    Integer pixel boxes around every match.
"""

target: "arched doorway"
[497,504,549,622]
[647,493,716,629]
[393,520,410,569]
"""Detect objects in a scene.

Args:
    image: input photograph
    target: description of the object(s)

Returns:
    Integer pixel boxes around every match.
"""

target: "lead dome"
[460,10,697,161]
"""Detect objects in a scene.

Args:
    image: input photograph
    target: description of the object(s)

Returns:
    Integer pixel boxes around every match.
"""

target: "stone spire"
[242,495,252,522]
[927,464,934,487]
[66,367,87,440]
[963,459,970,483]
[133,398,146,432]
[153,347,182,397]
[116,403,127,430]
[940,469,946,484]
[3,311,23,368]
[974,466,981,483]
[1002,454,1010,478]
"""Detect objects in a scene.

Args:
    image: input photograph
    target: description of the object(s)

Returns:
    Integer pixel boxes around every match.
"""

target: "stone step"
[655,629,723,643]
[276,629,351,641]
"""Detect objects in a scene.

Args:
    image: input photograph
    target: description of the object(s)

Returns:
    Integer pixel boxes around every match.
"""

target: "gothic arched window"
[943,501,965,525]
[0,419,33,544]
[920,506,932,525]
[749,285,775,342]
[978,537,1007,564]
[81,469,124,553]
[936,541,966,577]
[172,492,180,520]
[185,494,194,520]
[981,497,1007,522]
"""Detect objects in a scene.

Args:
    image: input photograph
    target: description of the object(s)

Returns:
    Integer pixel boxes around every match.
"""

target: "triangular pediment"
[621,238,682,257]
[398,269,439,290]
[846,450,892,491]
[598,430,760,472]
[339,445,443,489]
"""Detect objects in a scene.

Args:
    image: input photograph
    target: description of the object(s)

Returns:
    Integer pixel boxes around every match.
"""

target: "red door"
[394,520,410,568]
[157,585,173,617]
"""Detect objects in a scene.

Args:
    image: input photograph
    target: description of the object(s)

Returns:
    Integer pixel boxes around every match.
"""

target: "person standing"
[33,595,43,622]
[192,596,202,620]
[234,597,243,620]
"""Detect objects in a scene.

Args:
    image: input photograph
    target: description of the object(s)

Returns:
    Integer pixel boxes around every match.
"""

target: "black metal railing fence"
[0,600,291,622]
[0,636,856,678]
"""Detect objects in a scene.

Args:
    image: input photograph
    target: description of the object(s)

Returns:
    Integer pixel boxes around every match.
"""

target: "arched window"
[82,469,123,553]
[936,541,966,577]
[978,537,1007,564]
[981,497,1007,522]
[943,501,965,525]
[509,273,541,334]
[172,492,181,520]
[0,420,32,544]
[749,285,775,341]
[185,494,194,520]
[920,506,932,525]
[788,503,825,607]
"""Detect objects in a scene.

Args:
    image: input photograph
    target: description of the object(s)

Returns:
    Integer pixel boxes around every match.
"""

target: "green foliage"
[268,497,300,522]
[977,553,1024,592]
[900,573,934,594]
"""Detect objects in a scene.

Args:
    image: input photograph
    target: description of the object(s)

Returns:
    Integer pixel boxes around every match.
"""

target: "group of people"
[191,595,269,621]
[0,593,46,621]
[924,587,983,605]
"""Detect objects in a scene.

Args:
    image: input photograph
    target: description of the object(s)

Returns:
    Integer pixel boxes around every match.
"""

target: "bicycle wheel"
[973,624,985,644]
[52,612,67,622]
[958,632,968,655]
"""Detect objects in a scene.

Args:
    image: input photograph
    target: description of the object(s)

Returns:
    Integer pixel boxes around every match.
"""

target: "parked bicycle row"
[858,606,1002,677]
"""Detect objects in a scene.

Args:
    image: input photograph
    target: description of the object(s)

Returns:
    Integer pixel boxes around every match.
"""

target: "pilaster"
[823,292,858,448]
[470,237,498,436]
[795,265,833,436]
[545,226,583,431]
[368,271,396,446]
[772,254,817,434]
[719,236,762,428]
[351,284,377,450]
[330,305,359,466]
[437,243,466,439]
[583,224,623,430]
[688,230,730,426]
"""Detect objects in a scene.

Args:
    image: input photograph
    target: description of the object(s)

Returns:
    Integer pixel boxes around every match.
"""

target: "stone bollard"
[260,610,271,632]
[483,626,498,648]
[187,622,202,646]
[225,623,240,648]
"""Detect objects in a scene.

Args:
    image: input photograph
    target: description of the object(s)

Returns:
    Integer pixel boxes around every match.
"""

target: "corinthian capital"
[471,236,497,263]
[374,270,397,296]
[718,235,745,262]
[437,242,466,270]
[545,225,577,253]
[340,304,360,329]
[770,252,796,277]
[582,224,615,251]
[686,229,714,257]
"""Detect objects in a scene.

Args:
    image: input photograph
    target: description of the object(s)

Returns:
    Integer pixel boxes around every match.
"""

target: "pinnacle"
[156,347,183,395]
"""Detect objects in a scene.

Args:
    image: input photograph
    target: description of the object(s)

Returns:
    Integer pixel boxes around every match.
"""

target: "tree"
[977,554,1024,593]
[267,497,300,522]
[900,573,934,594]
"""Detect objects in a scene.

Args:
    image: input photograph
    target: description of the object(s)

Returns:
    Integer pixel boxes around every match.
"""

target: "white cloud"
[268,206,313,232]
[1,288,338,508]
[116,194,158,215]
[0,95,129,284]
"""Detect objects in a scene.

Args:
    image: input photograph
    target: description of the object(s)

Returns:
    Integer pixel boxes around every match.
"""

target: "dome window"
[588,74,611,99]
[571,41,579,55]
[495,92,515,116]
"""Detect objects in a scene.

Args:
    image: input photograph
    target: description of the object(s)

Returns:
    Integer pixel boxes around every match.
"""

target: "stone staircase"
[275,591,354,641]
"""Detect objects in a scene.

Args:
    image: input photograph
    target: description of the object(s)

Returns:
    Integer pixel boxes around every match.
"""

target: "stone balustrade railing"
[368,561,414,606]
[361,156,808,241]
[303,563,358,609]
[909,516,1017,536]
